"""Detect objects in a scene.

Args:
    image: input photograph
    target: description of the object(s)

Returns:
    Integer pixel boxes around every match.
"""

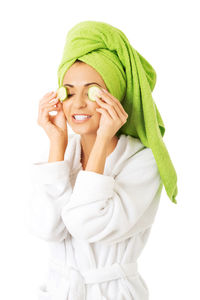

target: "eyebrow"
[63,82,101,88]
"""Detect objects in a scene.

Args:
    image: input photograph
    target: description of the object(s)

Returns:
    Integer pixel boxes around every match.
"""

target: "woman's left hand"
[95,88,128,140]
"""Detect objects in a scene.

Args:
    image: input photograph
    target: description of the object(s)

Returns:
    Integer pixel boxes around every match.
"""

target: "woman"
[28,21,178,300]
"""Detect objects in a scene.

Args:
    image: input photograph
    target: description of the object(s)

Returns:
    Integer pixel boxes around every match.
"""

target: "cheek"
[62,103,70,116]
[62,102,100,122]
[95,113,101,126]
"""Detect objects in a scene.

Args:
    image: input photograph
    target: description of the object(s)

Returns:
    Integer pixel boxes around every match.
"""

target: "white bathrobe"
[28,133,163,300]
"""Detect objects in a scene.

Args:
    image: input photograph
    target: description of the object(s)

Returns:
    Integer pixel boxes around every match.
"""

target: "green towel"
[57,20,178,204]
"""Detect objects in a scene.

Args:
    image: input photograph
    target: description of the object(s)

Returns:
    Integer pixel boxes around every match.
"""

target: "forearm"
[85,136,110,174]
[48,143,67,162]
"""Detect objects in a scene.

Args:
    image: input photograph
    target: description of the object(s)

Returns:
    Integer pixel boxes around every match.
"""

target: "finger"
[40,92,57,104]
[44,91,53,97]
[40,98,59,110]
[96,108,112,120]
[43,91,55,98]
[38,103,59,121]
[99,90,128,118]
[40,99,59,113]
[96,97,127,122]
[47,94,58,103]
[96,98,122,120]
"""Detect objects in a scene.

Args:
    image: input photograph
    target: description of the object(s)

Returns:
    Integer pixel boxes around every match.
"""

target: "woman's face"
[62,62,107,135]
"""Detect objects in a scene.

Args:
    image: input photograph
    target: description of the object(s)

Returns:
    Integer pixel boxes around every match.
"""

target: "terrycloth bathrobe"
[28,133,163,300]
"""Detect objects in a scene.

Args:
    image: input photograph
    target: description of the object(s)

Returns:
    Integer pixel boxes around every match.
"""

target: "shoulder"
[117,135,160,181]
[119,134,156,166]
[123,134,157,167]
[130,147,159,176]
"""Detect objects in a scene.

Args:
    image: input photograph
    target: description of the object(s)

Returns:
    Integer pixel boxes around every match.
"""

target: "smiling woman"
[29,20,178,300]
[60,60,122,169]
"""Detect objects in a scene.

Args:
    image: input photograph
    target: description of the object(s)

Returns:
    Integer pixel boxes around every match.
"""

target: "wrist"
[48,151,65,162]
[96,134,111,144]
[49,139,67,149]
[48,143,67,162]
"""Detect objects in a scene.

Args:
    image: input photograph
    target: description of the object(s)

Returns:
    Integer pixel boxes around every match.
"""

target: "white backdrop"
[0,0,199,299]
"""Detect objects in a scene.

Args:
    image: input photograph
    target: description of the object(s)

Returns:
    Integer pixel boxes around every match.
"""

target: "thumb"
[56,101,63,111]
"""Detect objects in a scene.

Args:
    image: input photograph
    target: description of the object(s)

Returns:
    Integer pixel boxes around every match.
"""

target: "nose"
[73,92,88,108]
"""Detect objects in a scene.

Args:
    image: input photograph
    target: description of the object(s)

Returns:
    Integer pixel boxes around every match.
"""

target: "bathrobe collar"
[65,134,146,176]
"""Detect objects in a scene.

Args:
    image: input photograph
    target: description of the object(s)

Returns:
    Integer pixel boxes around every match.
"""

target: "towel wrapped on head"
[57,20,178,204]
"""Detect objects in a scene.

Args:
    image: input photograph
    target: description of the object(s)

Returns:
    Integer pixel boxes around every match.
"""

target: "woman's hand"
[95,88,128,141]
[37,91,68,147]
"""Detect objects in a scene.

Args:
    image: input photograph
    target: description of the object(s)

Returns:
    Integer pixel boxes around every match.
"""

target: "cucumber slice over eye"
[88,86,102,101]
[56,86,68,102]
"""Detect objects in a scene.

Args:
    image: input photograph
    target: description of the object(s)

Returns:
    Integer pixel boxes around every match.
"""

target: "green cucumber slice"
[56,86,68,102]
[88,86,102,101]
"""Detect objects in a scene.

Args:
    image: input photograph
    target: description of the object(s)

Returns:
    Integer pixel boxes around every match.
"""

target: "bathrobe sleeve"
[27,159,73,242]
[61,148,163,245]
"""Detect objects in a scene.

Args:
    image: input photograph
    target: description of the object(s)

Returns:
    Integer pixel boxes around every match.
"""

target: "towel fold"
[57,20,178,204]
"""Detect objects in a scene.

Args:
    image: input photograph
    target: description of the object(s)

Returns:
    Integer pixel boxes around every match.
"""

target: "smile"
[72,115,92,123]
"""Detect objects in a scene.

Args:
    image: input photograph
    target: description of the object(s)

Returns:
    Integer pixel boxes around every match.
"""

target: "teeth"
[74,115,91,120]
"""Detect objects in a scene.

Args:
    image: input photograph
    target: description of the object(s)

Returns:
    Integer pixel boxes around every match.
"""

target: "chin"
[68,125,97,135]
[74,129,98,136]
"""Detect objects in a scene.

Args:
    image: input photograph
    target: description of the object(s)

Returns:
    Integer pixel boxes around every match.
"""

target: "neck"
[80,134,119,163]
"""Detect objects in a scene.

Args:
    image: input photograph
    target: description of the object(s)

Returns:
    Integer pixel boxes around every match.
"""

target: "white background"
[0,0,199,299]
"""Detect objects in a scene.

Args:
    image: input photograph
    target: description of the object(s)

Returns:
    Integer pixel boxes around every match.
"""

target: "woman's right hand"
[37,91,68,147]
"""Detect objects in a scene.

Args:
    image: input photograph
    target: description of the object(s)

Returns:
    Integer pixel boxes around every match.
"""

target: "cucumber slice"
[88,86,102,101]
[56,86,68,102]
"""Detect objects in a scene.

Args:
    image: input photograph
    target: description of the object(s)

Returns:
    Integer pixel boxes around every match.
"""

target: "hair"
[75,59,84,63]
